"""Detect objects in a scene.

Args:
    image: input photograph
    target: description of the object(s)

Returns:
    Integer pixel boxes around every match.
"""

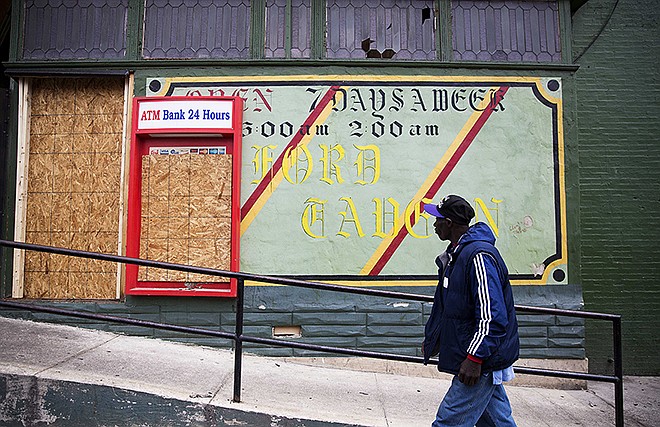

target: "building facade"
[0,0,657,375]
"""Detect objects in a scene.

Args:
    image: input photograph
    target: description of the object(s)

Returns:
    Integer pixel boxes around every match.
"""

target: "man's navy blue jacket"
[423,222,520,375]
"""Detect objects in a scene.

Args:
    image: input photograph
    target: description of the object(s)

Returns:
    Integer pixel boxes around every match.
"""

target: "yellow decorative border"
[154,75,562,93]
[152,76,567,287]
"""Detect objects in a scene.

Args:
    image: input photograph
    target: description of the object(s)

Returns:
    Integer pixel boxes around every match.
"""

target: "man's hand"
[457,357,482,386]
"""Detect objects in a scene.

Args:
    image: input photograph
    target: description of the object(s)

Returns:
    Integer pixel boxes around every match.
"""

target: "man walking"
[422,195,519,427]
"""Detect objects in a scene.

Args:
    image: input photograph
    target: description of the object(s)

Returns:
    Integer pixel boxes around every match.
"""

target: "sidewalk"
[0,317,657,427]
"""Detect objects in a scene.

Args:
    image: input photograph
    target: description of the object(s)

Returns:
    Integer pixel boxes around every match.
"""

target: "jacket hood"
[456,222,496,249]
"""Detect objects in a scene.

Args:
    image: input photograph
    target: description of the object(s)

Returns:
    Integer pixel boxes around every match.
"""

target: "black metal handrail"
[0,239,624,426]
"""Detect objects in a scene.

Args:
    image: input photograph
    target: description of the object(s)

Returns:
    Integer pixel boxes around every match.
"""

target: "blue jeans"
[432,372,516,427]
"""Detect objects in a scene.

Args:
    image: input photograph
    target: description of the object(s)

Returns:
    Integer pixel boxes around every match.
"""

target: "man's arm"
[458,252,509,385]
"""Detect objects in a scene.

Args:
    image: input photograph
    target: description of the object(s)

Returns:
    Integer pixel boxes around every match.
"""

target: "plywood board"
[26,153,53,193]
[50,194,72,232]
[25,193,52,232]
[23,272,50,298]
[23,77,124,300]
[139,152,233,283]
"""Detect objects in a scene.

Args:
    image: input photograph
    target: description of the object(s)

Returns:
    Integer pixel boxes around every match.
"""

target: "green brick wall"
[573,0,660,375]
[0,284,585,361]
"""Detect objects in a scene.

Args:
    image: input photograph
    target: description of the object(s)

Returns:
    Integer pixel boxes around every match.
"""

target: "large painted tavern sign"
[147,76,567,286]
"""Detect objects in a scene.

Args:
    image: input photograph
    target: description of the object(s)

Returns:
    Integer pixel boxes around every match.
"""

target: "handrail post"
[232,277,245,403]
[613,316,624,427]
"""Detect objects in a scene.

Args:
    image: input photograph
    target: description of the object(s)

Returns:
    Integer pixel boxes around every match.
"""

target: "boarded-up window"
[22,0,128,60]
[451,0,561,62]
[138,152,232,284]
[24,78,124,299]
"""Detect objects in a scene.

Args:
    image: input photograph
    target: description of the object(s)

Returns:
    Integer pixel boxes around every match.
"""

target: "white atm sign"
[137,98,234,131]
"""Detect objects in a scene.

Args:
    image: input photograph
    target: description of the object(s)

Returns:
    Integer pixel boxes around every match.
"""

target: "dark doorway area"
[0,1,11,179]
[0,0,12,295]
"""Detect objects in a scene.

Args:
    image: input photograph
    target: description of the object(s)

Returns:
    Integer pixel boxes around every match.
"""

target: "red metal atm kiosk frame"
[126,96,242,297]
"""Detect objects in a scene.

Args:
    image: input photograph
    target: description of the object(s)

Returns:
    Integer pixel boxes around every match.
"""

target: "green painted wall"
[0,63,586,362]
[573,0,660,375]
[0,284,585,360]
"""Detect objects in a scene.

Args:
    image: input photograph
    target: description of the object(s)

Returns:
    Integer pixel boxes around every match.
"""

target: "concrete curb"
[0,373,365,427]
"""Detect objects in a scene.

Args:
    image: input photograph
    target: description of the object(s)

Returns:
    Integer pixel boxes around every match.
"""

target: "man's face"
[433,217,450,241]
